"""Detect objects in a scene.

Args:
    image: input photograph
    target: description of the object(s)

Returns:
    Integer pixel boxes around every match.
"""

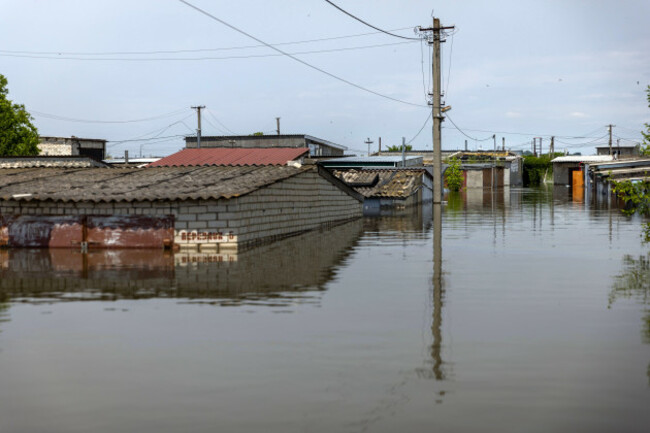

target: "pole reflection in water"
[431,202,445,380]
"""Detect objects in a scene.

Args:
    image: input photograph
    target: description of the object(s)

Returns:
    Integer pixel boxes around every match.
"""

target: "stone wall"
[0,169,362,250]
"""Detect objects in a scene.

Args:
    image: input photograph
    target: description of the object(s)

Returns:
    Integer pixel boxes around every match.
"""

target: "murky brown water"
[0,188,648,432]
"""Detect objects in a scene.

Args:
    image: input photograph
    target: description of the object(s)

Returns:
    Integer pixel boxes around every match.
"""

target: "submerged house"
[0,164,362,251]
[330,168,432,215]
[551,155,614,187]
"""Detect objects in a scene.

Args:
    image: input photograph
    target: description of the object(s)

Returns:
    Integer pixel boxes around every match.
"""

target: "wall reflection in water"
[0,219,363,307]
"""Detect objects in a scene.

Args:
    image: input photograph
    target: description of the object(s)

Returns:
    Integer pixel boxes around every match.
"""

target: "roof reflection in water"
[0,219,363,307]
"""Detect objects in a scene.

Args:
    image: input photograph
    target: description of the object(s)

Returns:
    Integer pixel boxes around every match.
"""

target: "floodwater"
[0,187,649,433]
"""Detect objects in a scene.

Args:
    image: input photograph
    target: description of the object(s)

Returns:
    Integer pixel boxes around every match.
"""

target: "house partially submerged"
[330,168,433,215]
[185,134,346,157]
[595,144,640,159]
[551,155,614,187]
[0,164,362,251]
[446,151,523,187]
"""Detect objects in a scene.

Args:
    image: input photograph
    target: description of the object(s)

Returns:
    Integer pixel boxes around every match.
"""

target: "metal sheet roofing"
[551,155,614,163]
[331,168,426,199]
[0,165,314,203]
[148,147,309,167]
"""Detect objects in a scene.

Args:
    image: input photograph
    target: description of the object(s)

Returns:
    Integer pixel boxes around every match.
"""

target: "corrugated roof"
[331,168,426,199]
[0,165,314,203]
[0,157,107,169]
[148,148,309,167]
[551,155,614,163]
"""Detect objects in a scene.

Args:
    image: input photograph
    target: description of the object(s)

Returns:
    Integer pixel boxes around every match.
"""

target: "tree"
[0,74,39,156]
[386,144,412,152]
[445,157,463,192]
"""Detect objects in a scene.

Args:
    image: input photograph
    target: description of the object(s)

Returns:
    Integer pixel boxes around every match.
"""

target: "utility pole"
[276,117,281,135]
[464,139,468,152]
[378,137,382,153]
[191,105,205,148]
[419,18,454,203]
[502,137,505,152]
[607,124,615,156]
[365,137,373,157]
[550,136,555,157]
[492,134,496,191]
[402,136,406,167]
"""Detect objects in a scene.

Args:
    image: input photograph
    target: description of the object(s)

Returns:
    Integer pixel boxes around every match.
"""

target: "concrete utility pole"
[365,137,373,157]
[191,105,205,148]
[402,137,406,167]
[419,18,454,204]
[276,117,281,135]
[607,124,615,156]
[502,137,505,152]
[378,137,382,153]
[465,139,468,152]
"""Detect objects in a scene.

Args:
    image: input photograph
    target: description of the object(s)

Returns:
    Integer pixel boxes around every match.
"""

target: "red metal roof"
[148,147,309,167]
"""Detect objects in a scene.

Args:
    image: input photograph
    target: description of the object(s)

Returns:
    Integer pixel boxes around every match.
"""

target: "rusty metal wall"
[0,215,174,249]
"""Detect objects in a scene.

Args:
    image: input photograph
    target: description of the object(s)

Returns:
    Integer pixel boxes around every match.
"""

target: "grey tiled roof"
[0,165,312,203]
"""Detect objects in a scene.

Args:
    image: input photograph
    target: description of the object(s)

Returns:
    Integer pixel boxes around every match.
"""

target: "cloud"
[505,111,523,118]
[569,112,589,118]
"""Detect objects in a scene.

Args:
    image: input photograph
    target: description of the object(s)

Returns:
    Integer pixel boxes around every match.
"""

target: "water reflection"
[610,253,650,383]
[0,220,363,307]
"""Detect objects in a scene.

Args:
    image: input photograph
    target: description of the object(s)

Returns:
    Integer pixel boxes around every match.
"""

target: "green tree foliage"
[0,74,39,156]
[445,157,463,192]
[251,132,264,136]
[386,144,412,152]
[522,155,553,186]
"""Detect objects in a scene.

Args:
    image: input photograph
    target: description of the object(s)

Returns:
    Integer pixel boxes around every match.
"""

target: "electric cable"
[32,109,187,124]
[406,112,432,145]
[445,114,493,141]
[1,41,417,61]
[323,0,420,41]
[177,0,426,108]
[0,27,416,56]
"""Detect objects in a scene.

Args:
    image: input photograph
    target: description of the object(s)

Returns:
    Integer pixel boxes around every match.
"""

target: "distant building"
[185,134,346,157]
[595,145,640,159]
[38,136,107,161]
[0,156,107,169]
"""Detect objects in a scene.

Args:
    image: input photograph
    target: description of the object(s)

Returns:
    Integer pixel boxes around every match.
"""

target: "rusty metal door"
[0,215,83,248]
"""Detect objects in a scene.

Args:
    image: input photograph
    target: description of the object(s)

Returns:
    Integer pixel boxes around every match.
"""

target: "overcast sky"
[1,0,649,157]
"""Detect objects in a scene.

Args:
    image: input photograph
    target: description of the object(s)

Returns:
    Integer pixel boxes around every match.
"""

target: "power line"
[177,0,426,108]
[406,112,432,145]
[107,134,187,145]
[323,0,420,41]
[444,114,493,141]
[0,27,415,56]
[32,109,187,124]
[205,109,237,135]
[1,41,417,62]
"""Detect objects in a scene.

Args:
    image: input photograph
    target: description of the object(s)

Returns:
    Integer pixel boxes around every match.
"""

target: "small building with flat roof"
[38,136,107,161]
[185,134,346,157]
